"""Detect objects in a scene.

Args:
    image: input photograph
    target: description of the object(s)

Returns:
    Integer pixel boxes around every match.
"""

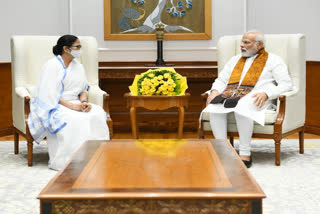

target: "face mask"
[69,49,82,58]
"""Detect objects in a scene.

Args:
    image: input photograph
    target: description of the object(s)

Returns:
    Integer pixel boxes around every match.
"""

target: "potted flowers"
[129,67,188,96]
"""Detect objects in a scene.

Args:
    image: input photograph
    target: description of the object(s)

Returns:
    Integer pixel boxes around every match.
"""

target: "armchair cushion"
[201,108,277,126]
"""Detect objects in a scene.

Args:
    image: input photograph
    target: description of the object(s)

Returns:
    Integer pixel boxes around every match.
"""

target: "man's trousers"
[209,112,253,156]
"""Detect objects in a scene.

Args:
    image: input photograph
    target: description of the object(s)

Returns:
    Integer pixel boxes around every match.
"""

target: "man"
[202,31,293,168]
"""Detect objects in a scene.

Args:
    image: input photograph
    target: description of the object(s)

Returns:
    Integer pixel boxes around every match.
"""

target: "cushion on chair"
[227,109,277,125]
[228,123,275,135]
[201,109,277,125]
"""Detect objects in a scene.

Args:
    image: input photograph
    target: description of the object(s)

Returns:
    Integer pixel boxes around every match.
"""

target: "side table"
[124,93,190,139]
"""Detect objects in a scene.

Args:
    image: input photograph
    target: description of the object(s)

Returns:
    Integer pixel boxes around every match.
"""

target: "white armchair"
[199,34,306,166]
[11,36,113,166]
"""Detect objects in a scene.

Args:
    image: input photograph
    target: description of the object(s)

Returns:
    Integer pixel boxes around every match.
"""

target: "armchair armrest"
[201,93,208,110]
[279,87,305,132]
[16,87,31,98]
[87,85,105,107]
[87,85,113,138]
[15,87,32,118]
[274,96,286,127]
[13,87,32,132]
[87,85,110,115]
[103,93,113,139]
[275,87,299,121]
[280,88,299,97]
[24,96,31,119]
[103,93,110,114]
[23,96,34,143]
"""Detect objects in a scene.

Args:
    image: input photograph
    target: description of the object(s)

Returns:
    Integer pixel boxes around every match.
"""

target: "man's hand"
[252,92,268,108]
[206,90,220,106]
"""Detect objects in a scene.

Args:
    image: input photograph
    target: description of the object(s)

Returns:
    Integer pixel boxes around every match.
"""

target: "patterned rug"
[0,139,319,214]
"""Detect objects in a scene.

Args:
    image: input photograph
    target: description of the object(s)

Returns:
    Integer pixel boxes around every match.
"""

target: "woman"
[28,35,110,170]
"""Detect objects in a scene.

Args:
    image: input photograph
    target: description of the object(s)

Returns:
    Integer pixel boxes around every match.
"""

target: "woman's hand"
[59,97,92,112]
[70,103,92,112]
[81,102,92,112]
[70,103,83,111]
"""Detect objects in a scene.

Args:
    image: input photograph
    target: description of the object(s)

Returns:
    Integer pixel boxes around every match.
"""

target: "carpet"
[0,139,319,214]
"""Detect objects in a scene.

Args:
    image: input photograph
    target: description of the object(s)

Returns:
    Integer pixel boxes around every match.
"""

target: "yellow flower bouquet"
[129,67,188,96]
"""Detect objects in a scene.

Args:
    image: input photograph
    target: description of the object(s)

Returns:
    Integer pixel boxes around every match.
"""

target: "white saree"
[28,56,109,170]
[201,53,293,125]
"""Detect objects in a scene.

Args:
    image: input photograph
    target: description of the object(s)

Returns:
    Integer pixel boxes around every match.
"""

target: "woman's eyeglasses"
[70,45,82,49]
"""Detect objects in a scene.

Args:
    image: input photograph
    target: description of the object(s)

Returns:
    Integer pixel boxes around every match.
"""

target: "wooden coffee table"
[38,139,265,214]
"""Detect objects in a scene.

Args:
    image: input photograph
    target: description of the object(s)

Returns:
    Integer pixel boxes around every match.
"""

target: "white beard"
[241,45,258,57]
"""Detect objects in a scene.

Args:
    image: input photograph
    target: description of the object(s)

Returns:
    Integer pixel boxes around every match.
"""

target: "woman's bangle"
[81,100,88,103]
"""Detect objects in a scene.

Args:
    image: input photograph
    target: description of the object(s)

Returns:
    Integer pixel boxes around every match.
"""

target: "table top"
[124,93,190,109]
[38,139,265,200]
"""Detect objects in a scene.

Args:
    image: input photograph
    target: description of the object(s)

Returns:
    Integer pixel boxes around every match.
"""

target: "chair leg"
[14,130,19,154]
[107,120,113,140]
[229,136,234,147]
[198,120,206,139]
[198,128,205,139]
[27,140,33,167]
[299,130,304,154]
[275,140,281,166]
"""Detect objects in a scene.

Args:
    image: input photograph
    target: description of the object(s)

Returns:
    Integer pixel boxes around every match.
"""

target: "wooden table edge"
[38,192,266,200]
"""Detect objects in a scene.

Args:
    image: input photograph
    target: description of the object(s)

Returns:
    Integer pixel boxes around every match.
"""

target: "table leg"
[40,201,52,214]
[14,130,19,154]
[130,106,138,139]
[178,107,185,139]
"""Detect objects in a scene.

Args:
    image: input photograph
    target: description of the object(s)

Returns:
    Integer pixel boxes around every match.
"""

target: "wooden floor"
[0,132,319,141]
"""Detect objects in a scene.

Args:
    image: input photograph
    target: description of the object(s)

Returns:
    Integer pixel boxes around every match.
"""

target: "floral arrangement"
[129,67,188,96]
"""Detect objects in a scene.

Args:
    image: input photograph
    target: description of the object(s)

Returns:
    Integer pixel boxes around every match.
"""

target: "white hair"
[246,30,265,47]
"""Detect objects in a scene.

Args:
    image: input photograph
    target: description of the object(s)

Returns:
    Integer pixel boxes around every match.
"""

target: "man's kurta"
[201,52,293,125]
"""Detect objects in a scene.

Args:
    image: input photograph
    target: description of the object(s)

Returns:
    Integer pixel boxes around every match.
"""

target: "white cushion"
[202,109,277,125]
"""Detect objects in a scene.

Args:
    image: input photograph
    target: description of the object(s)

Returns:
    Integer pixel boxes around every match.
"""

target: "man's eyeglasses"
[241,40,259,45]
[69,45,82,49]
[241,40,252,45]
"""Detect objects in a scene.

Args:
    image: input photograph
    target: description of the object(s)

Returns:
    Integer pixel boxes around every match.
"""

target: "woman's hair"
[52,35,78,56]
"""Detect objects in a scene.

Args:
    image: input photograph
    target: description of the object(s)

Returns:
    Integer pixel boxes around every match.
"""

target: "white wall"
[0,0,319,62]
[0,0,69,62]
[70,0,245,62]
[247,0,320,61]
